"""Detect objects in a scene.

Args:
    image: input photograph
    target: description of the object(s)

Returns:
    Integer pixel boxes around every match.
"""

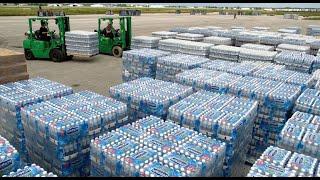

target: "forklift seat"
[34,30,41,40]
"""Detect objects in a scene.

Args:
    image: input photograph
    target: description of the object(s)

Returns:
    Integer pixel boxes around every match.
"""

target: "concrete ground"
[0,13,319,176]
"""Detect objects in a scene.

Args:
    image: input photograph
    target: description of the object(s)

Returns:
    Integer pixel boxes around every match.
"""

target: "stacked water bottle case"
[175,67,304,160]
[122,48,170,82]
[0,135,20,176]
[3,164,57,177]
[155,54,209,82]
[252,65,313,88]
[203,36,232,46]
[200,60,270,76]
[0,78,73,161]
[276,43,311,54]
[225,75,302,159]
[247,146,319,177]
[209,45,241,61]
[235,31,261,47]
[274,51,317,73]
[20,91,128,176]
[175,33,204,42]
[90,116,226,177]
[238,48,277,63]
[175,68,242,93]
[167,90,258,176]
[131,36,161,49]
[151,31,178,39]
[241,43,275,51]
[294,88,320,116]
[277,111,320,159]
[65,30,99,56]
[259,33,283,46]
[307,25,320,36]
[158,39,212,57]
[109,78,193,121]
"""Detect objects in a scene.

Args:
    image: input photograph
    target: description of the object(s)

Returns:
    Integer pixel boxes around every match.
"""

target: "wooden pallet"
[0,54,29,84]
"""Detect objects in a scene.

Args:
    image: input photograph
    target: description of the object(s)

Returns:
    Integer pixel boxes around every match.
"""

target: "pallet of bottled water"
[3,164,57,177]
[187,27,212,37]
[209,45,241,61]
[294,88,320,116]
[247,146,319,177]
[0,135,20,176]
[203,36,232,46]
[252,65,313,88]
[274,51,316,73]
[167,90,258,176]
[251,27,270,32]
[109,78,193,121]
[276,44,311,54]
[235,31,261,46]
[241,43,275,51]
[282,36,312,46]
[209,29,238,45]
[151,31,178,39]
[131,36,161,49]
[199,60,269,76]
[226,76,303,159]
[20,90,127,176]
[169,27,189,33]
[307,25,320,36]
[277,111,320,159]
[155,54,209,82]
[122,48,170,82]
[158,39,212,57]
[65,30,99,57]
[175,33,204,42]
[260,34,283,46]
[90,116,226,177]
[0,78,73,161]
[239,48,277,63]
[175,68,243,93]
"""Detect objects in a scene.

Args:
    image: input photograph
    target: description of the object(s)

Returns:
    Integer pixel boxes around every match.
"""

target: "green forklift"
[23,16,132,62]
[23,16,73,62]
[96,16,132,57]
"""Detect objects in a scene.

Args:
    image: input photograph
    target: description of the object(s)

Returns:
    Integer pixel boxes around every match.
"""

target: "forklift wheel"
[50,49,64,62]
[67,55,73,60]
[112,46,123,58]
[24,49,34,60]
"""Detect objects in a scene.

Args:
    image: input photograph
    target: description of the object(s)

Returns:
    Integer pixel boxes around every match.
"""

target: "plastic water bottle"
[159,151,201,177]
[139,160,182,177]
[120,147,158,177]
[259,146,292,167]
[0,135,20,176]
[3,164,56,177]
[286,152,318,176]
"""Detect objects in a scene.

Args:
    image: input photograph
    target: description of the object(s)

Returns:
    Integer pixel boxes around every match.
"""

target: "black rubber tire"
[67,55,73,60]
[112,46,123,58]
[49,49,64,62]
[24,49,34,60]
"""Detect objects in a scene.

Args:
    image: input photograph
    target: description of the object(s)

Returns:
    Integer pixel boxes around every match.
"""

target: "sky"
[127,3,320,8]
